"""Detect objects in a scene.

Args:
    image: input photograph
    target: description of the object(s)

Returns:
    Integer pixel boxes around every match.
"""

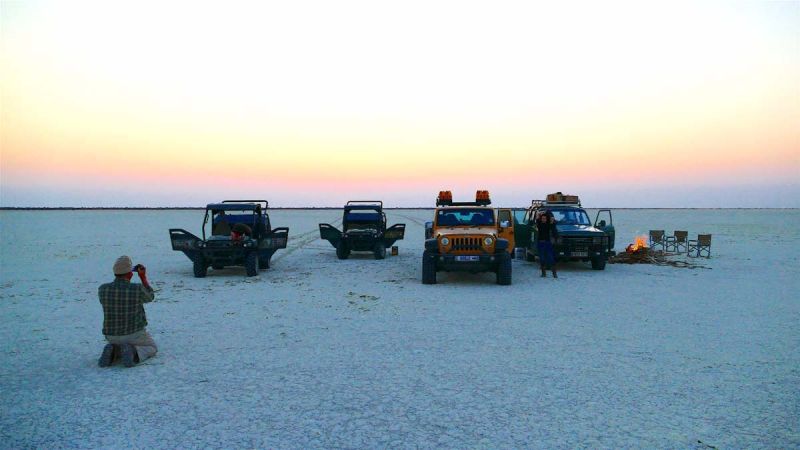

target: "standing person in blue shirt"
[98,256,157,367]
[536,211,558,278]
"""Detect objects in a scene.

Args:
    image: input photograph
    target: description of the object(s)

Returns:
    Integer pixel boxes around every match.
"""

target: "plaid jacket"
[98,278,155,336]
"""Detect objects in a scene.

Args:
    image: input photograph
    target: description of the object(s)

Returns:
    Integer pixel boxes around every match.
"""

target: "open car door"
[594,209,615,252]
[319,223,342,248]
[383,223,406,248]
[168,228,202,261]
[262,227,289,249]
[496,209,515,253]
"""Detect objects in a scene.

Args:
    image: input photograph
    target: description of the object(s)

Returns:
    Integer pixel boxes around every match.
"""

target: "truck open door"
[383,223,406,248]
[594,209,615,252]
[319,223,342,248]
[512,209,530,250]
[496,209,515,253]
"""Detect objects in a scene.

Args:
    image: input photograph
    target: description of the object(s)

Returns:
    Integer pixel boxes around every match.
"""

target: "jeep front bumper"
[434,254,500,272]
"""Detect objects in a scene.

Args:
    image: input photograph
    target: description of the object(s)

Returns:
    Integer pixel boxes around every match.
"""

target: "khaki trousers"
[105,329,158,362]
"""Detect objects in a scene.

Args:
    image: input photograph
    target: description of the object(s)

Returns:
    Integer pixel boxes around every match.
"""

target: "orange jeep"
[422,190,513,285]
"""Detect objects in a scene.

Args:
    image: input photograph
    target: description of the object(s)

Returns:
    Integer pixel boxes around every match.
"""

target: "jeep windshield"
[436,208,495,226]
[550,209,591,226]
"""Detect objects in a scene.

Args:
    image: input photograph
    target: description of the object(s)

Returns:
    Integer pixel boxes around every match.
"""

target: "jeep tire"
[336,241,350,260]
[193,256,208,278]
[496,252,512,285]
[374,243,386,260]
[245,252,259,277]
[422,250,437,284]
[591,257,606,270]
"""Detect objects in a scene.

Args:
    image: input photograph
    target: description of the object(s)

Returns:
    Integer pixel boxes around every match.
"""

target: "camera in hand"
[132,264,144,272]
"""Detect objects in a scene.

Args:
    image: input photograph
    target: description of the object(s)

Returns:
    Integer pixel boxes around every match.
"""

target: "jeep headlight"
[440,237,449,246]
[483,237,493,246]
[196,241,206,248]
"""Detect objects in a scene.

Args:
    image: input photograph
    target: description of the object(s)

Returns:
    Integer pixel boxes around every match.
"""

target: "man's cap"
[113,256,133,275]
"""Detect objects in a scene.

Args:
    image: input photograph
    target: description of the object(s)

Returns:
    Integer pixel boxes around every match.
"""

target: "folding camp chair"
[688,234,712,258]
[665,230,688,253]
[649,230,666,252]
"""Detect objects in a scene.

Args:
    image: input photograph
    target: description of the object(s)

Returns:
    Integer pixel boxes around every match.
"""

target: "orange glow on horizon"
[1,2,798,206]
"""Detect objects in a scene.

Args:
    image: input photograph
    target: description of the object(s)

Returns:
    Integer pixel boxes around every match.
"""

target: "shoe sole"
[98,345,116,367]
[121,344,137,368]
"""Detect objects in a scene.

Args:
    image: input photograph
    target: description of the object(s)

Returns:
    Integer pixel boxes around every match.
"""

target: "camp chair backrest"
[674,230,688,242]
[649,230,666,251]
[688,233,712,257]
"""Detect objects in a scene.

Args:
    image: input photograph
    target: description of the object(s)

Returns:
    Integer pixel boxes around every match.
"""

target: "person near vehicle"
[212,211,231,235]
[536,211,558,278]
[230,223,252,242]
[98,256,157,367]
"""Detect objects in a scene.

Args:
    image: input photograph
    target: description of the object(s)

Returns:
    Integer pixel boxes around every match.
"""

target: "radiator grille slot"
[452,237,482,251]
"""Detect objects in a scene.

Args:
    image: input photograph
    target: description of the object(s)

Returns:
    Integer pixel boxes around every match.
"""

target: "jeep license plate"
[573,251,588,257]
[455,255,480,262]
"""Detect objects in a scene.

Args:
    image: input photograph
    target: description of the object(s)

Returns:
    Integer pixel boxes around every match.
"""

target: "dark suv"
[169,200,289,277]
[319,201,405,259]
[523,199,615,270]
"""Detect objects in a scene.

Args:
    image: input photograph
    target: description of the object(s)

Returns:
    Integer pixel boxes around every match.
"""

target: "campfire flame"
[626,236,648,253]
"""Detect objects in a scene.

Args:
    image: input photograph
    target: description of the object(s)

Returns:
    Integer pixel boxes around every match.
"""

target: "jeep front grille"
[452,237,482,251]
[562,237,599,252]
[563,237,592,245]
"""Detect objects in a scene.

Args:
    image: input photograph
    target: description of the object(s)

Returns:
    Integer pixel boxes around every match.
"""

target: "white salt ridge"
[0,209,798,448]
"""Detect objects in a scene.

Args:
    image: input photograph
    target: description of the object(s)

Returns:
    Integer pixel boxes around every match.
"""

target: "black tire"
[258,256,270,270]
[591,257,606,270]
[193,257,208,278]
[374,243,386,260]
[245,252,259,277]
[422,251,437,284]
[496,253,512,285]
[336,240,350,260]
[211,263,224,270]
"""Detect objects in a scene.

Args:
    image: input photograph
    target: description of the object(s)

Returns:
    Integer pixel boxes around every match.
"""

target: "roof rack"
[436,190,492,207]
[530,199,582,209]
[207,200,268,211]
[222,200,268,207]
[345,200,383,208]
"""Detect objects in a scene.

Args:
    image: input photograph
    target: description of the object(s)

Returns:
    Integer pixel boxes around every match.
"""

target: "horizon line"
[1,206,798,211]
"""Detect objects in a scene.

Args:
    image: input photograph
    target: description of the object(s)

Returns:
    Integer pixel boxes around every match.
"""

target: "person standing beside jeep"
[536,211,558,278]
[98,256,157,367]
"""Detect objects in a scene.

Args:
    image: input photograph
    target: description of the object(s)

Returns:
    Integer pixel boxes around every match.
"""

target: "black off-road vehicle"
[169,200,289,277]
[523,194,615,270]
[319,201,405,260]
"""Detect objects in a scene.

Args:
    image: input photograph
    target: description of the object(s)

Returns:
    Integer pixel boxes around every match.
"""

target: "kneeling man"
[98,256,157,367]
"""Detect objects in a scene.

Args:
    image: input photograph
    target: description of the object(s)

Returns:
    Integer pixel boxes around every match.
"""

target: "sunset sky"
[1,1,798,207]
